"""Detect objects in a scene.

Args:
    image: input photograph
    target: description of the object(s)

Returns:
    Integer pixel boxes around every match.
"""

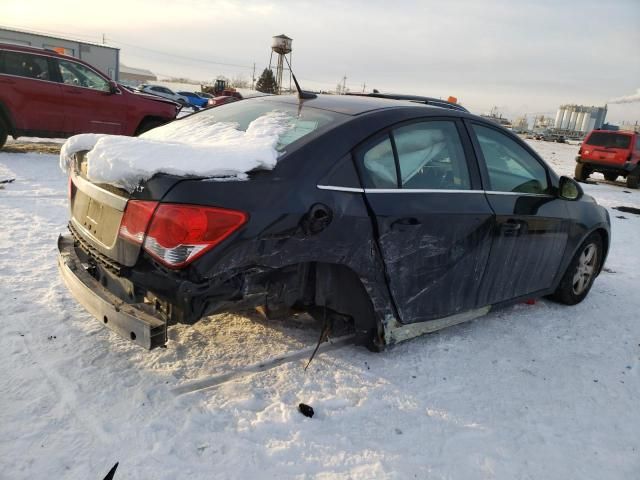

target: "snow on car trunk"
[59,111,293,192]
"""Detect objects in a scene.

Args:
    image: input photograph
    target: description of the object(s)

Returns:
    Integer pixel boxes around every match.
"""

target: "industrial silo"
[555,108,565,129]
[561,106,572,129]
[594,106,607,129]
[575,111,586,132]
[568,109,579,131]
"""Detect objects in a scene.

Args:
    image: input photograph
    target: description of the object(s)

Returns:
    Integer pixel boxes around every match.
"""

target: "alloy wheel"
[572,243,598,295]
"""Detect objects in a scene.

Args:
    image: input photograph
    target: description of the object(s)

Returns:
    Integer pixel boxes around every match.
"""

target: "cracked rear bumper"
[57,235,167,349]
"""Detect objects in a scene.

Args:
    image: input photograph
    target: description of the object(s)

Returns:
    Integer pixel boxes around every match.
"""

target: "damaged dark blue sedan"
[58,94,610,351]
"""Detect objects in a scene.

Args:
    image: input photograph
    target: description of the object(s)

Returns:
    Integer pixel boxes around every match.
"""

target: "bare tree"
[230,75,249,89]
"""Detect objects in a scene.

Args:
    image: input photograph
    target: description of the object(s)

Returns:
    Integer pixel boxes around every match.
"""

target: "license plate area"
[72,189,123,248]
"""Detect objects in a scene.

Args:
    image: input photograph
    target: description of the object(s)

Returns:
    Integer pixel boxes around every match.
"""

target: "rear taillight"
[119,200,158,244]
[119,201,247,268]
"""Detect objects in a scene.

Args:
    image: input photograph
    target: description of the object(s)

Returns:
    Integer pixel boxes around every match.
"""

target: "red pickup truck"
[575,129,640,188]
[0,43,180,148]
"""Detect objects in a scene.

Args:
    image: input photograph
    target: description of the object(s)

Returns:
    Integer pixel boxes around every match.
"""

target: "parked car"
[207,95,240,107]
[195,91,214,100]
[58,95,610,351]
[0,44,180,148]
[177,91,208,109]
[137,84,190,106]
[575,130,640,188]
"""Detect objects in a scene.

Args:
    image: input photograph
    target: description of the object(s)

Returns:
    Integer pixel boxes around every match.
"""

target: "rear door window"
[394,121,471,189]
[1,51,50,80]
[585,132,631,149]
[472,124,550,194]
[362,136,397,188]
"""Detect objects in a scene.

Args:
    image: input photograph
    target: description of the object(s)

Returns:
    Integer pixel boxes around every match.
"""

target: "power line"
[108,37,256,71]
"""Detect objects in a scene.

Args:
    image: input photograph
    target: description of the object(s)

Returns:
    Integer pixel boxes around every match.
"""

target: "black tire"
[574,163,591,182]
[549,233,603,305]
[627,174,639,189]
[604,173,618,182]
[0,118,7,149]
[135,118,165,136]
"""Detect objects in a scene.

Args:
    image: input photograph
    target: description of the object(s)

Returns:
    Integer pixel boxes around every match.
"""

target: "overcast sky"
[2,0,639,123]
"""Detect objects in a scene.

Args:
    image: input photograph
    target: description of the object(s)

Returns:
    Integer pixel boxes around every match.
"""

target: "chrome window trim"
[316,185,365,193]
[316,184,555,197]
[365,188,484,194]
[484,191,554,197]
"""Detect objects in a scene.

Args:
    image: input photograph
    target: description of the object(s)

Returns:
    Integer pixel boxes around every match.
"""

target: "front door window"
[58,60,109,91]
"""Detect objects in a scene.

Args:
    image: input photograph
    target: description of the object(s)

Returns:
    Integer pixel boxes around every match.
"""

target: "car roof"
[589,129,634,136]
[0,42,80,62]
[347,92,469,112]
[262,94,452,116]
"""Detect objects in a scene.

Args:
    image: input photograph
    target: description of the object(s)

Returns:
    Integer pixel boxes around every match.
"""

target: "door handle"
[0,78,15,84]
[500,220,523,236]
[391,217,421,230]
[64,89,83,94]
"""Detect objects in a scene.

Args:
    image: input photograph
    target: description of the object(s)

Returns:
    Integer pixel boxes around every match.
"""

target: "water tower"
[269,34,292,94]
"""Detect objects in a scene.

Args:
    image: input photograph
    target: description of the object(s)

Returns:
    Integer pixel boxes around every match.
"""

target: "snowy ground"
[0,139,638,479]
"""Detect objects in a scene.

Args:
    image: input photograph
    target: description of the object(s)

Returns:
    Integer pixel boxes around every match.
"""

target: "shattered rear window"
[161,98,347,151]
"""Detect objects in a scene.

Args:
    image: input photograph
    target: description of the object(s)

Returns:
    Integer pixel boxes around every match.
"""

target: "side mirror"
[108,81,119,95]
[558,176,583,201]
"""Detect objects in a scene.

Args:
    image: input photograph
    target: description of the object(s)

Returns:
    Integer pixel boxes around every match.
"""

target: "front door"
[356,118,494,324]
[467,122,570,305]
[54,58,126,134]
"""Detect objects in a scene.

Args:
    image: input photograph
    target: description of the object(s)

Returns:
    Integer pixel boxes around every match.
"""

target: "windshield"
[149,98,347,151]
[586,132,631,149]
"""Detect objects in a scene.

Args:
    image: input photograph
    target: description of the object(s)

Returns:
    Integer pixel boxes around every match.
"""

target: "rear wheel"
[604,173,618,182]
[135,118,165,136]
[574,163,591,182]
[549,233,603,305]
[627,174,639,189]
[0,118,8,149]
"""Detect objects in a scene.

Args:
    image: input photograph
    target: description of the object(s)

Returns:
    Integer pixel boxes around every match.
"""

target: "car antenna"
[283,55,316,100]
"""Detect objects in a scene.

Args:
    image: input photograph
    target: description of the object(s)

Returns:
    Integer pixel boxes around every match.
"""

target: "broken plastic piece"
[298,403,314,418]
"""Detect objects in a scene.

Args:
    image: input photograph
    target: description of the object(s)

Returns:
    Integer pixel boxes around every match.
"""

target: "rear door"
[0,50,65,133]
[356,118,494,324]
[467,122,570,305]
[53,58,127,134]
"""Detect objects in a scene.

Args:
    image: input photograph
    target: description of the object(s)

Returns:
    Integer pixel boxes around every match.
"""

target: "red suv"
[0,43,180,148]
[575,129,640,188]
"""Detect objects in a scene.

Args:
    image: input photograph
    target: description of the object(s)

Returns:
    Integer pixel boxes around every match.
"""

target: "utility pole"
[362,82,366,93]
[102,33,105,44]
[342,74,347,95]
[251,62,256,91]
